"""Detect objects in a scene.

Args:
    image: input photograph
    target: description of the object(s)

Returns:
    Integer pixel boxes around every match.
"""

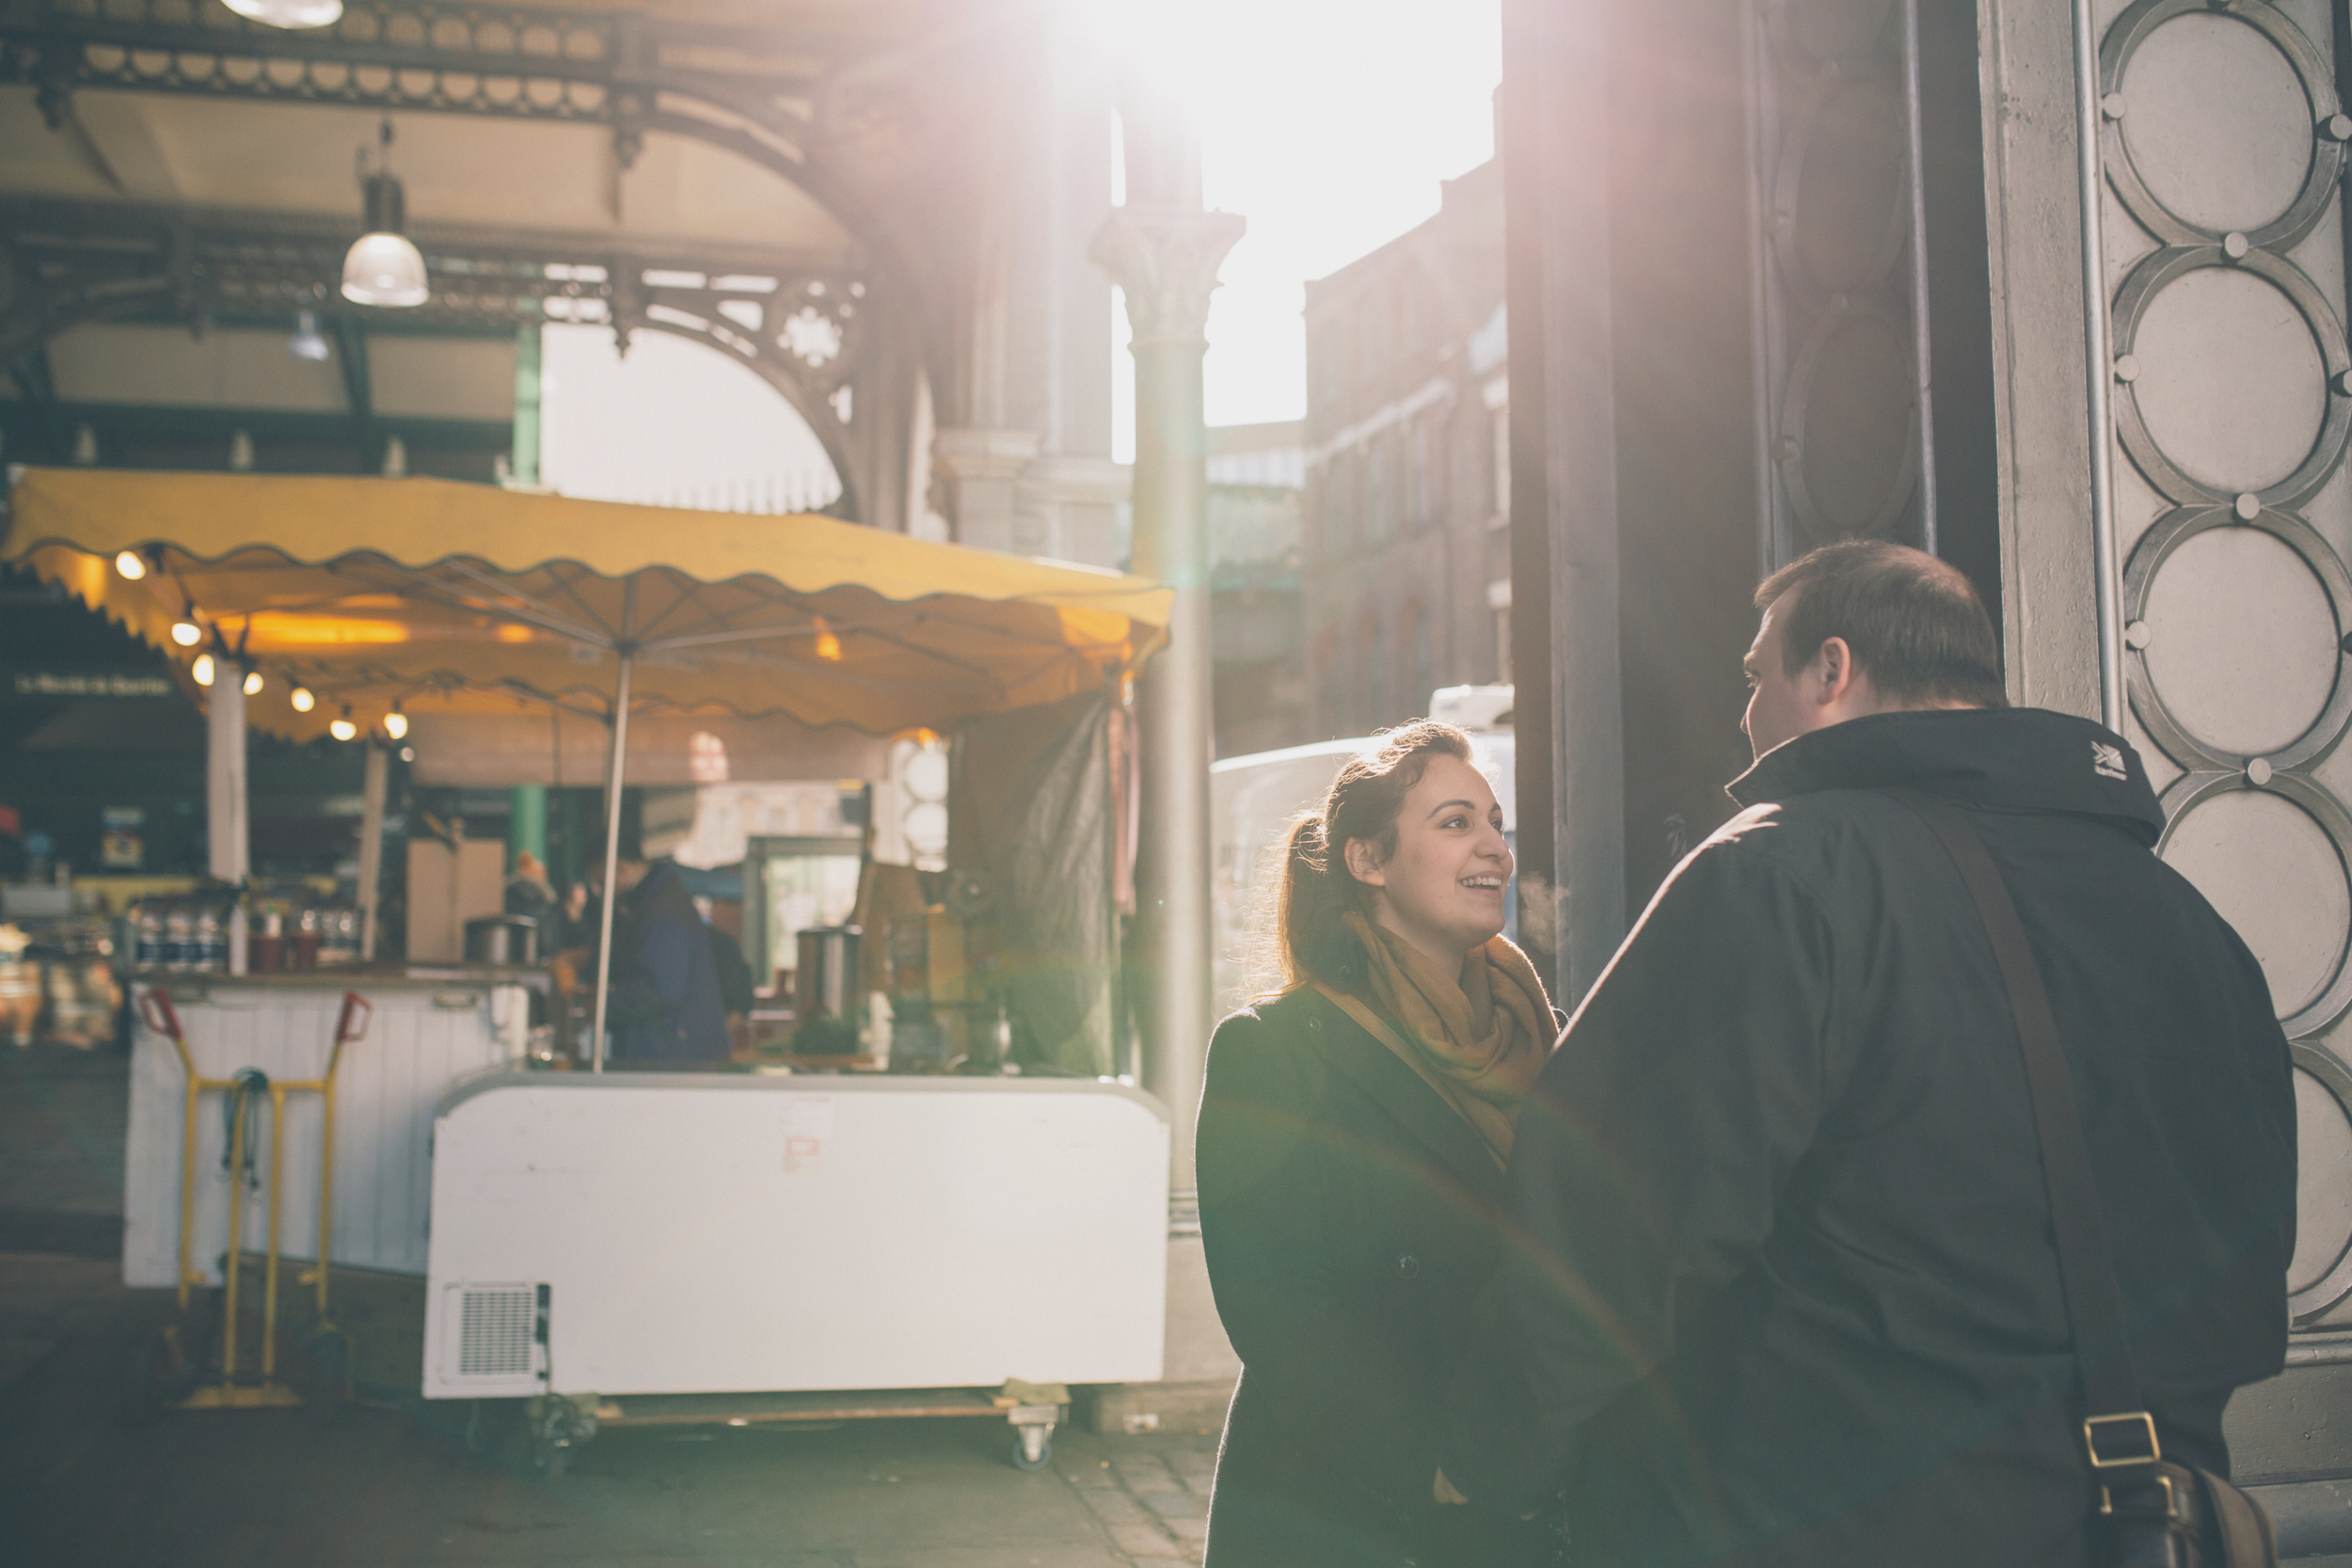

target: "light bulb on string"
[115,551,147,581]
[813,616,843,662]
[170,619,202,647]
[243,669,264,697]
[290,687,316,713]
[382,709,408,740]
[192,654,215,688]
[330,710,358,742]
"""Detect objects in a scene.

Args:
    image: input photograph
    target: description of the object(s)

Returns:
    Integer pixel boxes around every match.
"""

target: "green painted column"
[509,784,548,869]
[511,319,543,485]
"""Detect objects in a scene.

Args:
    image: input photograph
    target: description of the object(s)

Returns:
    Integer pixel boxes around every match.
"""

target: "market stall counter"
[124,970,532,1284]
[421,1069,1169,1473]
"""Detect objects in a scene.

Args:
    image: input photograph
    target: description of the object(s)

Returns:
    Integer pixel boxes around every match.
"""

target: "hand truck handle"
[139,986,183,1041]
[335,990,373,1046]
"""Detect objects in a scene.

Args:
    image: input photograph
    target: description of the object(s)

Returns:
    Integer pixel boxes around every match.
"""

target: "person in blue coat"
[594,847,731,1068]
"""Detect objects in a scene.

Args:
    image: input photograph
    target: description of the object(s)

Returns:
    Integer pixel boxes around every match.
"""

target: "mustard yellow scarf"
[1318,910,1555,1166]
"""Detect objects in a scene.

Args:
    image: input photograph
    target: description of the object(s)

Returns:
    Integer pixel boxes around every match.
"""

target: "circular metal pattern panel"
[2114,8,2322,236]
[2157,769,2352,1039]
[2100,0,2345,252]
[1772,72,1911,309]
[2122,504,2352,774]
[1778,305,1920,541]
[2126,264,2329,496]
[2159,784,2352,1018]
[2138,519,2343,757]
[2112,245,2352,512]
[2289,1044,2352,1323]
[2101,3,2352,1123]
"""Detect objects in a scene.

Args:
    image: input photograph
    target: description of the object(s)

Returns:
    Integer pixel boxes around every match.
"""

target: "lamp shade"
[342,232,428,309]
[289,309,331,362]
[342,172,428,308]
[222,0,342,26]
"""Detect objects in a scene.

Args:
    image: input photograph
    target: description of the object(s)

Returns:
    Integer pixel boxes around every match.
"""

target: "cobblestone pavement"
[0,1246,1225,1567]
[0,1045,1227,1568]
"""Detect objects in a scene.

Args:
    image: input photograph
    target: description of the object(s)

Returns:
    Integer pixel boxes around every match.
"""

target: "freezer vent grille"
[457,1287,536,1378]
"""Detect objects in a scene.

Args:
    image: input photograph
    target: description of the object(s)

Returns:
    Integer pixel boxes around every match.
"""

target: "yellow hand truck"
[125,985,373,1422]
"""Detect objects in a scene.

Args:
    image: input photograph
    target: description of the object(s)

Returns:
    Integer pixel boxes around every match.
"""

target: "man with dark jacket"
[1441,541,2296,1565]
[600,851,731,1067]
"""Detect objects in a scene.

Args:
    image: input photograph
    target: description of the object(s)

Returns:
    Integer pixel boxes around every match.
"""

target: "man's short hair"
[1756,541,2008,709]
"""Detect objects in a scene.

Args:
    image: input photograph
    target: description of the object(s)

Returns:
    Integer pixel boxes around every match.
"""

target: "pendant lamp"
[289,309,331,362]
[222,0,342,27]
[342,122,428,309]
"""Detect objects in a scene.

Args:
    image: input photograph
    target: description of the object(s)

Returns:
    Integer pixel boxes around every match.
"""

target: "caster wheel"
[305,1329,348,1426]
[1012,1428,1053,1472]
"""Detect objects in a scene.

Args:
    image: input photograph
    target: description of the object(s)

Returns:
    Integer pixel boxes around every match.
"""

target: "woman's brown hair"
[1266,719,1476,992]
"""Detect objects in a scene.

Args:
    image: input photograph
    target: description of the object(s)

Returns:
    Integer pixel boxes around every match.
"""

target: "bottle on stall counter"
[323,908,359,965]
[195,907,227,974]
[164,906,194,973]
[134,906,164,971]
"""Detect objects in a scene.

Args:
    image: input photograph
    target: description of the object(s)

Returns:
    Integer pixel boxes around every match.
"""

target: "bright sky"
[545,2,1502,497]
[539,325,840,510]
[1152,0,1503,433]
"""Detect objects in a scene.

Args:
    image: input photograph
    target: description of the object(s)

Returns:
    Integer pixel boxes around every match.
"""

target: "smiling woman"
[1192,719,1553,1568]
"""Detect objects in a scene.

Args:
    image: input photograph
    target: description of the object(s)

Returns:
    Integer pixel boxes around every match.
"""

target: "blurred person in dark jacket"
[588,844,730,1068]
[1439,542,2296,1567]
[1196,721,1556,1568]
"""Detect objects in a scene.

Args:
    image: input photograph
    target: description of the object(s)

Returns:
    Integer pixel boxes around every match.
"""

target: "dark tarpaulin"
[949,689,1115,1077]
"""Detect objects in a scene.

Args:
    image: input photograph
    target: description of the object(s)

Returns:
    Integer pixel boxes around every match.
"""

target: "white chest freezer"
[421,1071,1170,1403]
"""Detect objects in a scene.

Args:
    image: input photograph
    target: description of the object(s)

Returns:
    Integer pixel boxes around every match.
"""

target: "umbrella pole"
[589,651,634,1073]
[357,741,388,962]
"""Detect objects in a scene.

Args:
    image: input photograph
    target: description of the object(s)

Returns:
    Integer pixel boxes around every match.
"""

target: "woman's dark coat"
[1198,984,1551,1568]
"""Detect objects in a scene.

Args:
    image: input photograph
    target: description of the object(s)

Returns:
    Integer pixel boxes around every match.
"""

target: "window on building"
[1313,625,1342,734]
[1488,578,1513,683]
[1408,601,1434,713]
[1311,317,1345,407]
[1491,406,1510,522]
[1402,420,1421,531]
[1329,452,1356,556]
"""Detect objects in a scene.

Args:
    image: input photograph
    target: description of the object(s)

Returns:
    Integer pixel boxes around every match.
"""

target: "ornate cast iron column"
[1092,155,1241,1203]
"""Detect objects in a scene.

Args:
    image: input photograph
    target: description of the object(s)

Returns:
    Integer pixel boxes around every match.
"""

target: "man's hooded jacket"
[1444,707,2296,1567]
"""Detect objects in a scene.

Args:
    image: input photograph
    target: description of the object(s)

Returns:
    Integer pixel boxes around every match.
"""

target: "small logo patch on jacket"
[2092,741,2129,781]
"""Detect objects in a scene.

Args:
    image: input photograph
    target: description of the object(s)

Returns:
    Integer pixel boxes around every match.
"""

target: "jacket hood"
[1726,707,2167,847]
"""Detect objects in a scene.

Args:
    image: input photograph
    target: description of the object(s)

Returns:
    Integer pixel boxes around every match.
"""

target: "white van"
[1209,686,1517,1022]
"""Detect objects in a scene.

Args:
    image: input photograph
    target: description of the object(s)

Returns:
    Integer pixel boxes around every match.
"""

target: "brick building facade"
[1301,159,1509,739]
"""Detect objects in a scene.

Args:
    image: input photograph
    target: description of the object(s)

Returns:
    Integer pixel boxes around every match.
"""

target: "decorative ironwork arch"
[0,0,900,258]
[0,198,869,513]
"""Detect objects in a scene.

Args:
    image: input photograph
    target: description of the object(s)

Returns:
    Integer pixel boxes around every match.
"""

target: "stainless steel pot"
[793,926,861,1022]
[464,914,537,967]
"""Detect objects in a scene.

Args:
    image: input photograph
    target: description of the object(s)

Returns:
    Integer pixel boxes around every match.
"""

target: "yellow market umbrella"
[4,467,1169,1069]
